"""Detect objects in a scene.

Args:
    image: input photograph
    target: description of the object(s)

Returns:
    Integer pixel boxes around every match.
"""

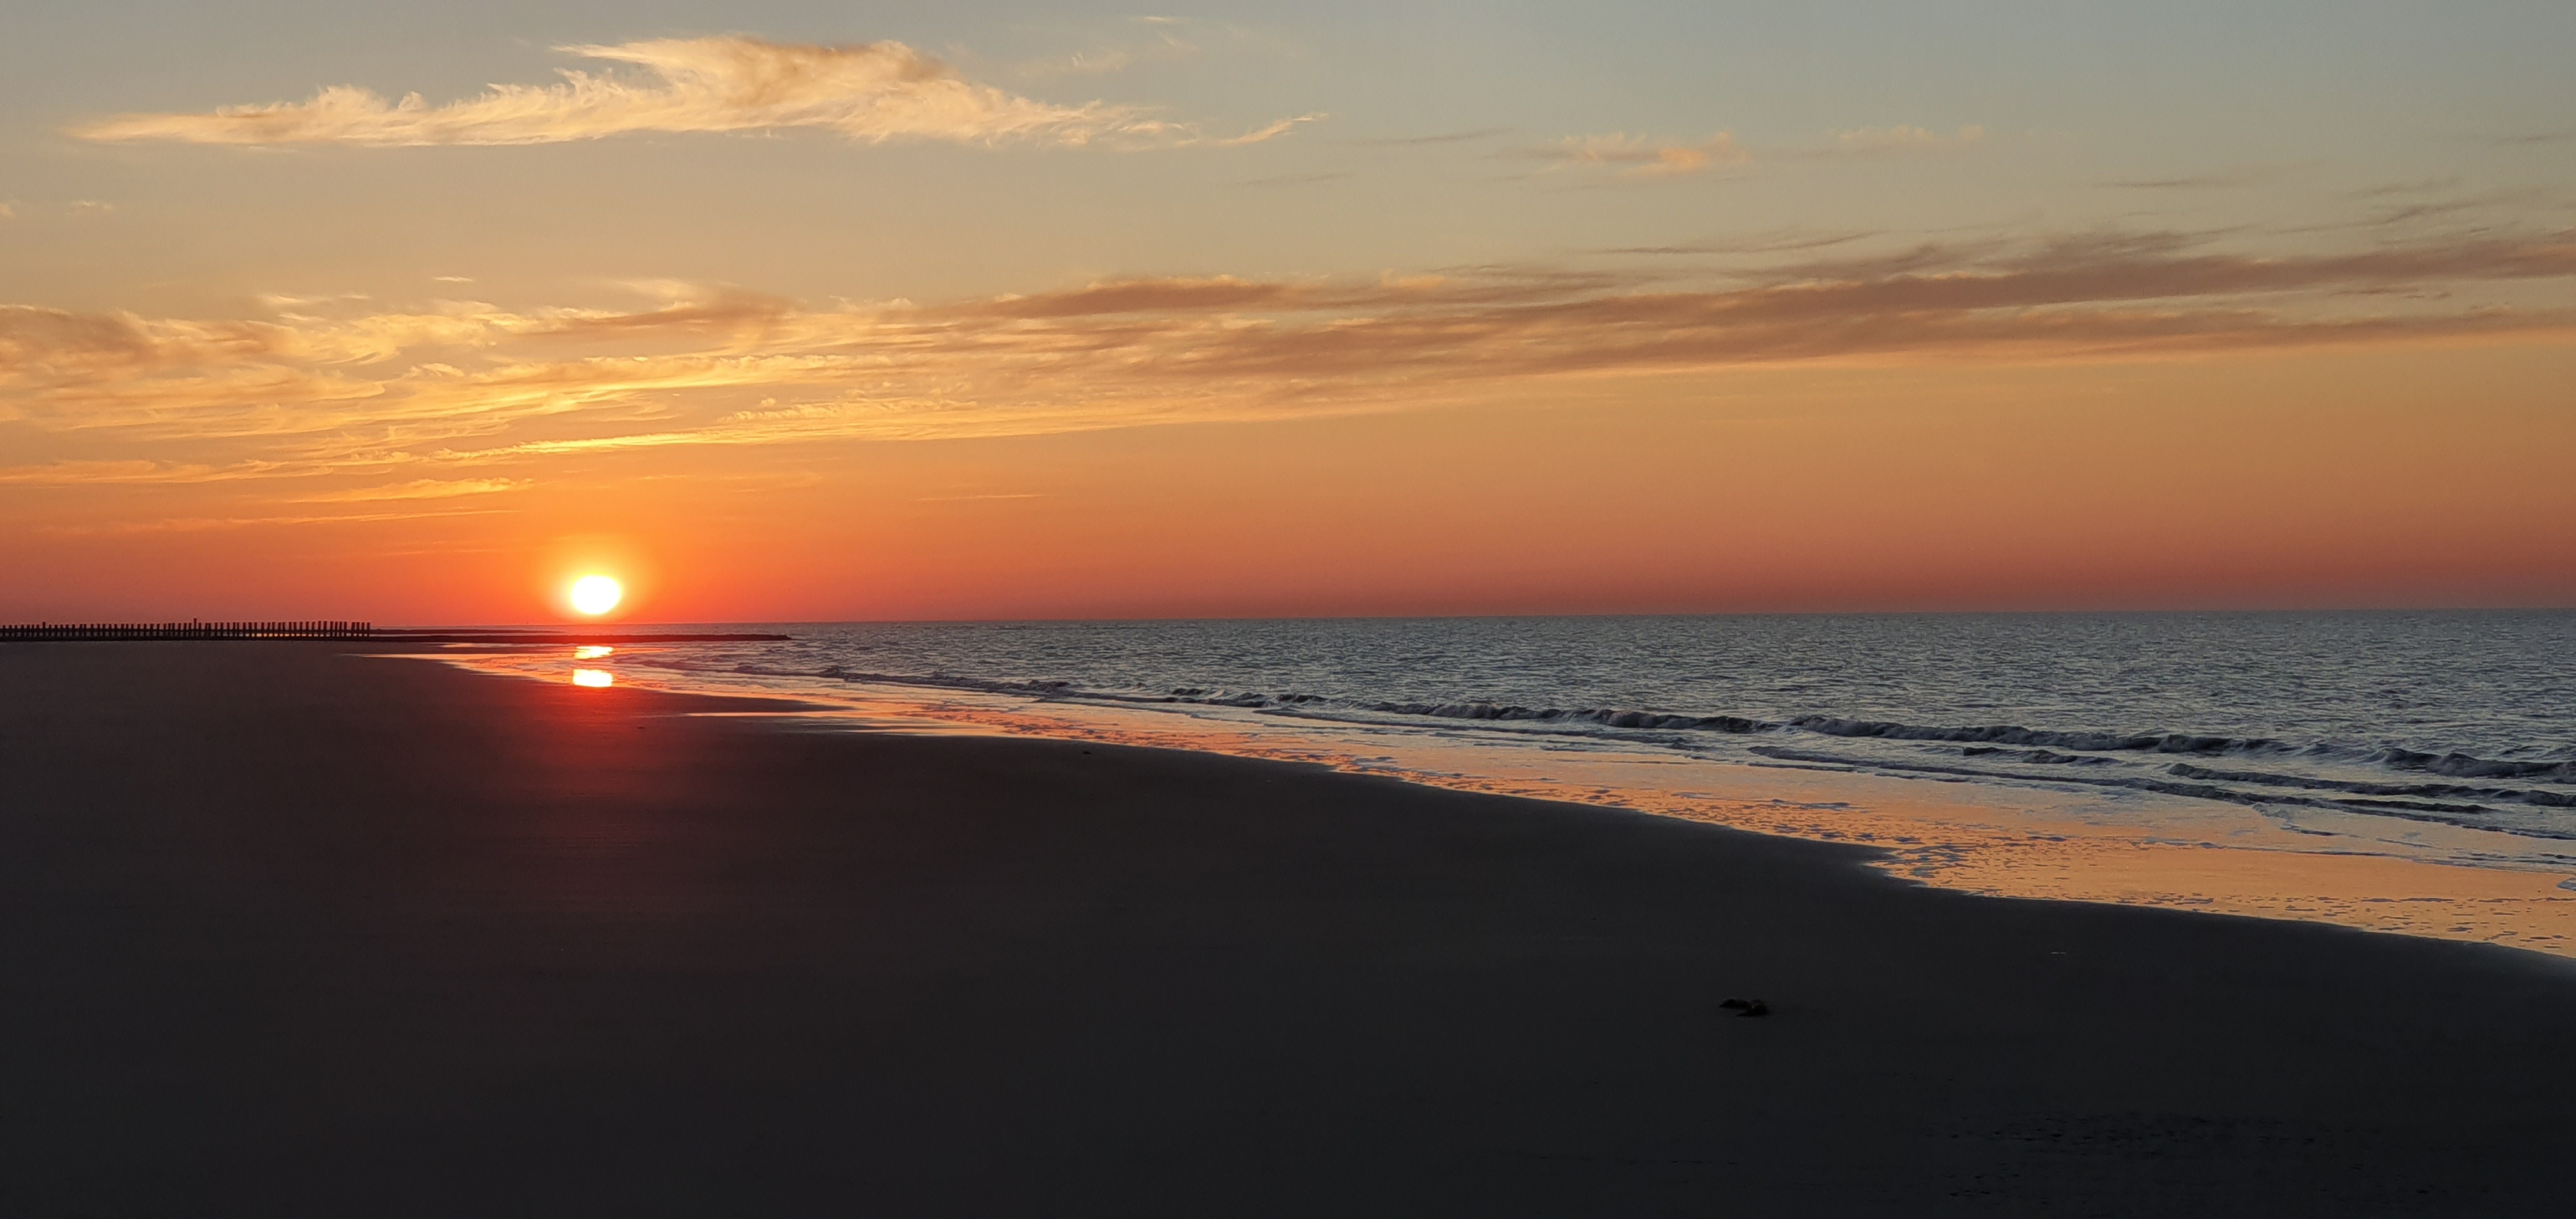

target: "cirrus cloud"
[289,477,531,503]
[1540,132,1749,177]
[1827,125,1985,155]
[73,36,1292,149]
[3,229,2570,487]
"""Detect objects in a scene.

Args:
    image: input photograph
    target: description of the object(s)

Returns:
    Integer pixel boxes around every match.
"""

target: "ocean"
[454,611,2576,946]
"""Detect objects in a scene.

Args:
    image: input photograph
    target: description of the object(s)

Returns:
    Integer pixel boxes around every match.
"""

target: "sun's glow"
[569,574,623,616]
[572,668,614,687]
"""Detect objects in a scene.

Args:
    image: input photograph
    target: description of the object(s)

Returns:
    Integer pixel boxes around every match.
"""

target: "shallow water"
[445,611,2576,951]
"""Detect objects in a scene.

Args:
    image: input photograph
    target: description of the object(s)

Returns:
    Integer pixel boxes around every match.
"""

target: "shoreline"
[441,641,2576,958]
[5,642,2572,1213]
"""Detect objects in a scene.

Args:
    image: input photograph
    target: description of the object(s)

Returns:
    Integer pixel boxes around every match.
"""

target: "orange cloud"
[1541,132,1748,177]
[288,478,531,503]
[72,36,1283,148]
[4,230,2570,489]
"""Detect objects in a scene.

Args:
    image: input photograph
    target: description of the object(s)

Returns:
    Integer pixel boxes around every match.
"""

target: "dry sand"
[3,643,2572,1216]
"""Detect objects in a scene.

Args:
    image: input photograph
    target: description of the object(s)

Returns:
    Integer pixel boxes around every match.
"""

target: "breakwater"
[0,621,372,641]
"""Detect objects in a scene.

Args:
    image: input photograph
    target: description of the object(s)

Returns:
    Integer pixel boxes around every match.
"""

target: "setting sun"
[9,6,2576,1209]
[569,575,623,616]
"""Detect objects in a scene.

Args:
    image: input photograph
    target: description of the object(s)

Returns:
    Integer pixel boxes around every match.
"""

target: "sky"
[3,1,2572,624]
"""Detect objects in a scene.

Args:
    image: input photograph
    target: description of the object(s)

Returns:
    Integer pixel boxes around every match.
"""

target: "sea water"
[452,611,2576,946]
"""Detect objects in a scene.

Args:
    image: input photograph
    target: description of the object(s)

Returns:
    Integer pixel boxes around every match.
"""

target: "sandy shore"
[4,643,2572,1215]
[450,643,2576,954]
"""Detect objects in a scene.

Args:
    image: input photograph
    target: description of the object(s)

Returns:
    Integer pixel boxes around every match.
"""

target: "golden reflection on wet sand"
[571,668,615,688]
[436,650,2576,957]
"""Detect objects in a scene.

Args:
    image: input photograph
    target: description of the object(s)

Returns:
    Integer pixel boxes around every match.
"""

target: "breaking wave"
[624,613,2575,854]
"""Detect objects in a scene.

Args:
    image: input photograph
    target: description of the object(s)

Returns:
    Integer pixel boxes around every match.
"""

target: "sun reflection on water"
[575,645,615,660]
[572,668,615,687]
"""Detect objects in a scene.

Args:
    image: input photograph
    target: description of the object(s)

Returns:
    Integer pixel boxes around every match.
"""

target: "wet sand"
[450,645,2576,954]
[3,643,2572,1215]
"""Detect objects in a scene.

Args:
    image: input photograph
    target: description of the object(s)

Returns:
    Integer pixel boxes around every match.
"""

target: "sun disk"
[570,574,623,616]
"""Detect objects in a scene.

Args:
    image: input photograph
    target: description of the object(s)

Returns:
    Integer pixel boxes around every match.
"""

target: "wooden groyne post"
[0,621,376,642]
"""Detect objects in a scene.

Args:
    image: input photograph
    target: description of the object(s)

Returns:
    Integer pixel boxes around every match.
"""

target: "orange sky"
[9,341,2570,624]
[4,5,2573,623]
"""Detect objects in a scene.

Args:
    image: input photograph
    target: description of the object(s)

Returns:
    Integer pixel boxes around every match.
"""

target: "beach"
[5,643,2573,1215]
[456,613,2576,954]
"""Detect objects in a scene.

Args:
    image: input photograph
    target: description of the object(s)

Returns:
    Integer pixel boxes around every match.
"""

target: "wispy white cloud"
[1537,125,1979,175]
[1356,127,1508,147]
[1826,125,1984,155]
[1218,113,1327,146]
[1540,132,1747,177]
[1006,23,1199,79]
[73,36,1298,149]
[1046,50,1138,76]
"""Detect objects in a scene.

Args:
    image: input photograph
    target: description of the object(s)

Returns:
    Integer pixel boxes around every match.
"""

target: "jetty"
[0,622,788,644]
